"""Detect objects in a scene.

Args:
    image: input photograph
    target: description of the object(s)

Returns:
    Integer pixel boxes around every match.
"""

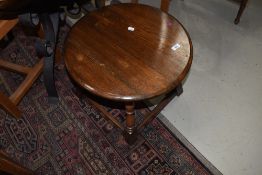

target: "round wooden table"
[65,3,192,144]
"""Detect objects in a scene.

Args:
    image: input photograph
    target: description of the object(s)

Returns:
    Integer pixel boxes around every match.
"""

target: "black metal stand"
[39,13,59,103]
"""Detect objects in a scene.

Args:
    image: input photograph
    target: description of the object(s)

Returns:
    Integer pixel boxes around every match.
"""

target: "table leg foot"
[48,96,59,104]
[123,130,138,145]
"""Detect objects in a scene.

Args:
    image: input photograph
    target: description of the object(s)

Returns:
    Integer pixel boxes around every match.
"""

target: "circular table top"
[65,3,193,102]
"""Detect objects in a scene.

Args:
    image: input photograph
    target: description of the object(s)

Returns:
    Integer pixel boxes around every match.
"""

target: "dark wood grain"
[65,3,192,102]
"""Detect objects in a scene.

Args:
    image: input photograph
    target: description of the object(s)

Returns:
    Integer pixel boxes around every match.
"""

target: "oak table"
[65,3,193,144]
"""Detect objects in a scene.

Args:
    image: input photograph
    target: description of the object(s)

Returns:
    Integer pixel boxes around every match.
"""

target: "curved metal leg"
[39,13,59,103]
[43,54,58,103]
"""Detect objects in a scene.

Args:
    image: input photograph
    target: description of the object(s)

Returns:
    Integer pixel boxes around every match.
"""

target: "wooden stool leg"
[234,0,248,24]
[0,151,33,175]
[161,0,171,13]
[9,59,44,105]
[0,58,43,118]
[0,92,21,119]
[131,0,171,13]
[124,102,137,144]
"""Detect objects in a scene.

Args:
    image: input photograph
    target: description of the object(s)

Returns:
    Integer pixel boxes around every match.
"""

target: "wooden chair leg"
[131,0,171,13]
[0,59,44,118]
[0,19,18,40]
[0,92,21,118]
[0,151,33,175]
[234,0,248,24]
[161,0,171,13]
[0,19,44,118]
[9,59,44,105]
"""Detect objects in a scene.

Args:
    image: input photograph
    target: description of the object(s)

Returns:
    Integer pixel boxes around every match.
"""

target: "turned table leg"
[124,102,138,144]
[38,13,59,103]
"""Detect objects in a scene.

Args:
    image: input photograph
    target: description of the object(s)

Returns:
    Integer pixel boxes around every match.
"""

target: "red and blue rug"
[0,25,213,175]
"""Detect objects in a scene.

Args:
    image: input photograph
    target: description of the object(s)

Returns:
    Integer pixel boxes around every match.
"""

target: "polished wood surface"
[65,3,192,102]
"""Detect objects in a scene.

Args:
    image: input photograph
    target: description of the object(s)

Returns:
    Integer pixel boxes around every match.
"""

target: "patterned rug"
[0,24,212,175]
